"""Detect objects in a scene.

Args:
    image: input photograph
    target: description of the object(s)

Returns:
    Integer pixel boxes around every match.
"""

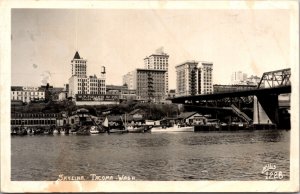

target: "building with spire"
[68,51,106,100]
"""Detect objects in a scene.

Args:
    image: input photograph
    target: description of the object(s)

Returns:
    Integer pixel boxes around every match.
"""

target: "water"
[11,130,290,181]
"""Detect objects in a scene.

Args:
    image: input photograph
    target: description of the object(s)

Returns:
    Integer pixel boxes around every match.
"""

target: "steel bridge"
[170,68,291,127]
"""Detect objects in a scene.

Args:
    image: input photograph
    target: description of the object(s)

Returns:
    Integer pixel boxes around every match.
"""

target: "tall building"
[231,71,248,85]
[132,69,166,102]
[144,48,169,95]
[175,61,199,96]
[175,61,213,96]
[68,51,106,99]
[198,62,213,94]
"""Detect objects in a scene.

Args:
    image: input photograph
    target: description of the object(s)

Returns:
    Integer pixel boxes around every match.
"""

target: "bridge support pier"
[253,94,279,125]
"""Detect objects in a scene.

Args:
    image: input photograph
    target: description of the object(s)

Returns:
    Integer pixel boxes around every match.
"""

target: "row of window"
[74,61,86,64]
[12,96,44,101]
[11,119,56,125]
[77,91,105,94]
[12,113,59,118]
[11,91,44,95]
[153,65,167,69]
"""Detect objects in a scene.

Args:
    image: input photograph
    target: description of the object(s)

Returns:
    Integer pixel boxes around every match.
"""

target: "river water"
[11,130,290,181]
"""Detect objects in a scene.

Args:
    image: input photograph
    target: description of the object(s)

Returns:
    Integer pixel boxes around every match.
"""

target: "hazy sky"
[12,9,290,88]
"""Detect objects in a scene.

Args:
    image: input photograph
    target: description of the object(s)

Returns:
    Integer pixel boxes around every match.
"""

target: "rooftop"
[73,51,81,59]
[136,68,167,72]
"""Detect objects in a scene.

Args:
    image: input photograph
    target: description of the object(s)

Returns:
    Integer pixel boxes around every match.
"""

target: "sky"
[11,8,290,89]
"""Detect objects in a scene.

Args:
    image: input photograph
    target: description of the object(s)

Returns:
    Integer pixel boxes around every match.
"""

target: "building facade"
[11,112,62,127]
[175,61,213,96]
[132,69,166,102]
[198,62,213,94]
[175,61,199,96]
[68,51,106,99]
[11,86,45,103]
[144,48,169,95]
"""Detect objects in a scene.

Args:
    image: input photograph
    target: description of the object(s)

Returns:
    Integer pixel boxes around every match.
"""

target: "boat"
[11,129,18,136]
[26,128,34,135]
[126,125,145,133]
[69,129,77,135]
[43,130,51,135]
[151,124,194,133]
[60,129,66,135]
[109,128,128,134]
[90,126,100,134]
[53,129,59,134]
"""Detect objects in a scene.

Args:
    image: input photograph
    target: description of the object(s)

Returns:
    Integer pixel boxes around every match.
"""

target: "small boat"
[60,129,66,135]
[44,130,50,135]
[90,126,100,134]
[238,122,244,127]
[11,129,18,136]
[69,130,77,135]
[126,125,145,133]
[27,128,34,135]
[109,128,128,134]
[53,129,59,134]
[151,124,194,133]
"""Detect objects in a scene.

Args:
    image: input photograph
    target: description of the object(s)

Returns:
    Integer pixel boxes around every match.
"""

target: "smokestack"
[101,66,106,74]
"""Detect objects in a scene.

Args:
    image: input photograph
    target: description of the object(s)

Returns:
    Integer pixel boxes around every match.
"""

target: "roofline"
[136,68,167,72]
[175,60,199,68]
[149,54,169,57]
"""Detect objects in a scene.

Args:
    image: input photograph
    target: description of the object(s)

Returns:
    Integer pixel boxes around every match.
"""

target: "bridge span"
[170,68,291,128]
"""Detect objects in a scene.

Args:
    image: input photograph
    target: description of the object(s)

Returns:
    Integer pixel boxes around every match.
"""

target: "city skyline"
[12,9,290,89]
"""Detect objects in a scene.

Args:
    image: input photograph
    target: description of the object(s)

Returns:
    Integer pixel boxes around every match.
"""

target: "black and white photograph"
[0,0,299,192]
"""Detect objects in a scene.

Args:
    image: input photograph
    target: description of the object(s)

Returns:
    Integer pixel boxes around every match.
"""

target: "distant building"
[40,84,64,101]
[68,51,106,99]
[132,68,166,102]
[231,71,261,86]
[123,71,134,90]
[144,48,169,95]
[106,84,137,101]
[231,71,247,85]
[175,61,213,96]
[11,86,45,103]
[246,75,261,86]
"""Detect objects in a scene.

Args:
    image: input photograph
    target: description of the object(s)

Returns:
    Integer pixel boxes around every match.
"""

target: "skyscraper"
[198,62,213,94]
[144,48,169,95]
[176,61,213,96]
[175,61,199,96]
[132,69,166,102]
[68,51,106,99]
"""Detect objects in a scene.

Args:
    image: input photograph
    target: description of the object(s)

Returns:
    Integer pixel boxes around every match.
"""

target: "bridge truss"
[257,68,291,89]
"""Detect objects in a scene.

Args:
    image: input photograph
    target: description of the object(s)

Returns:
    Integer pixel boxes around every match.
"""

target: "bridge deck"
[171,85,291,103]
